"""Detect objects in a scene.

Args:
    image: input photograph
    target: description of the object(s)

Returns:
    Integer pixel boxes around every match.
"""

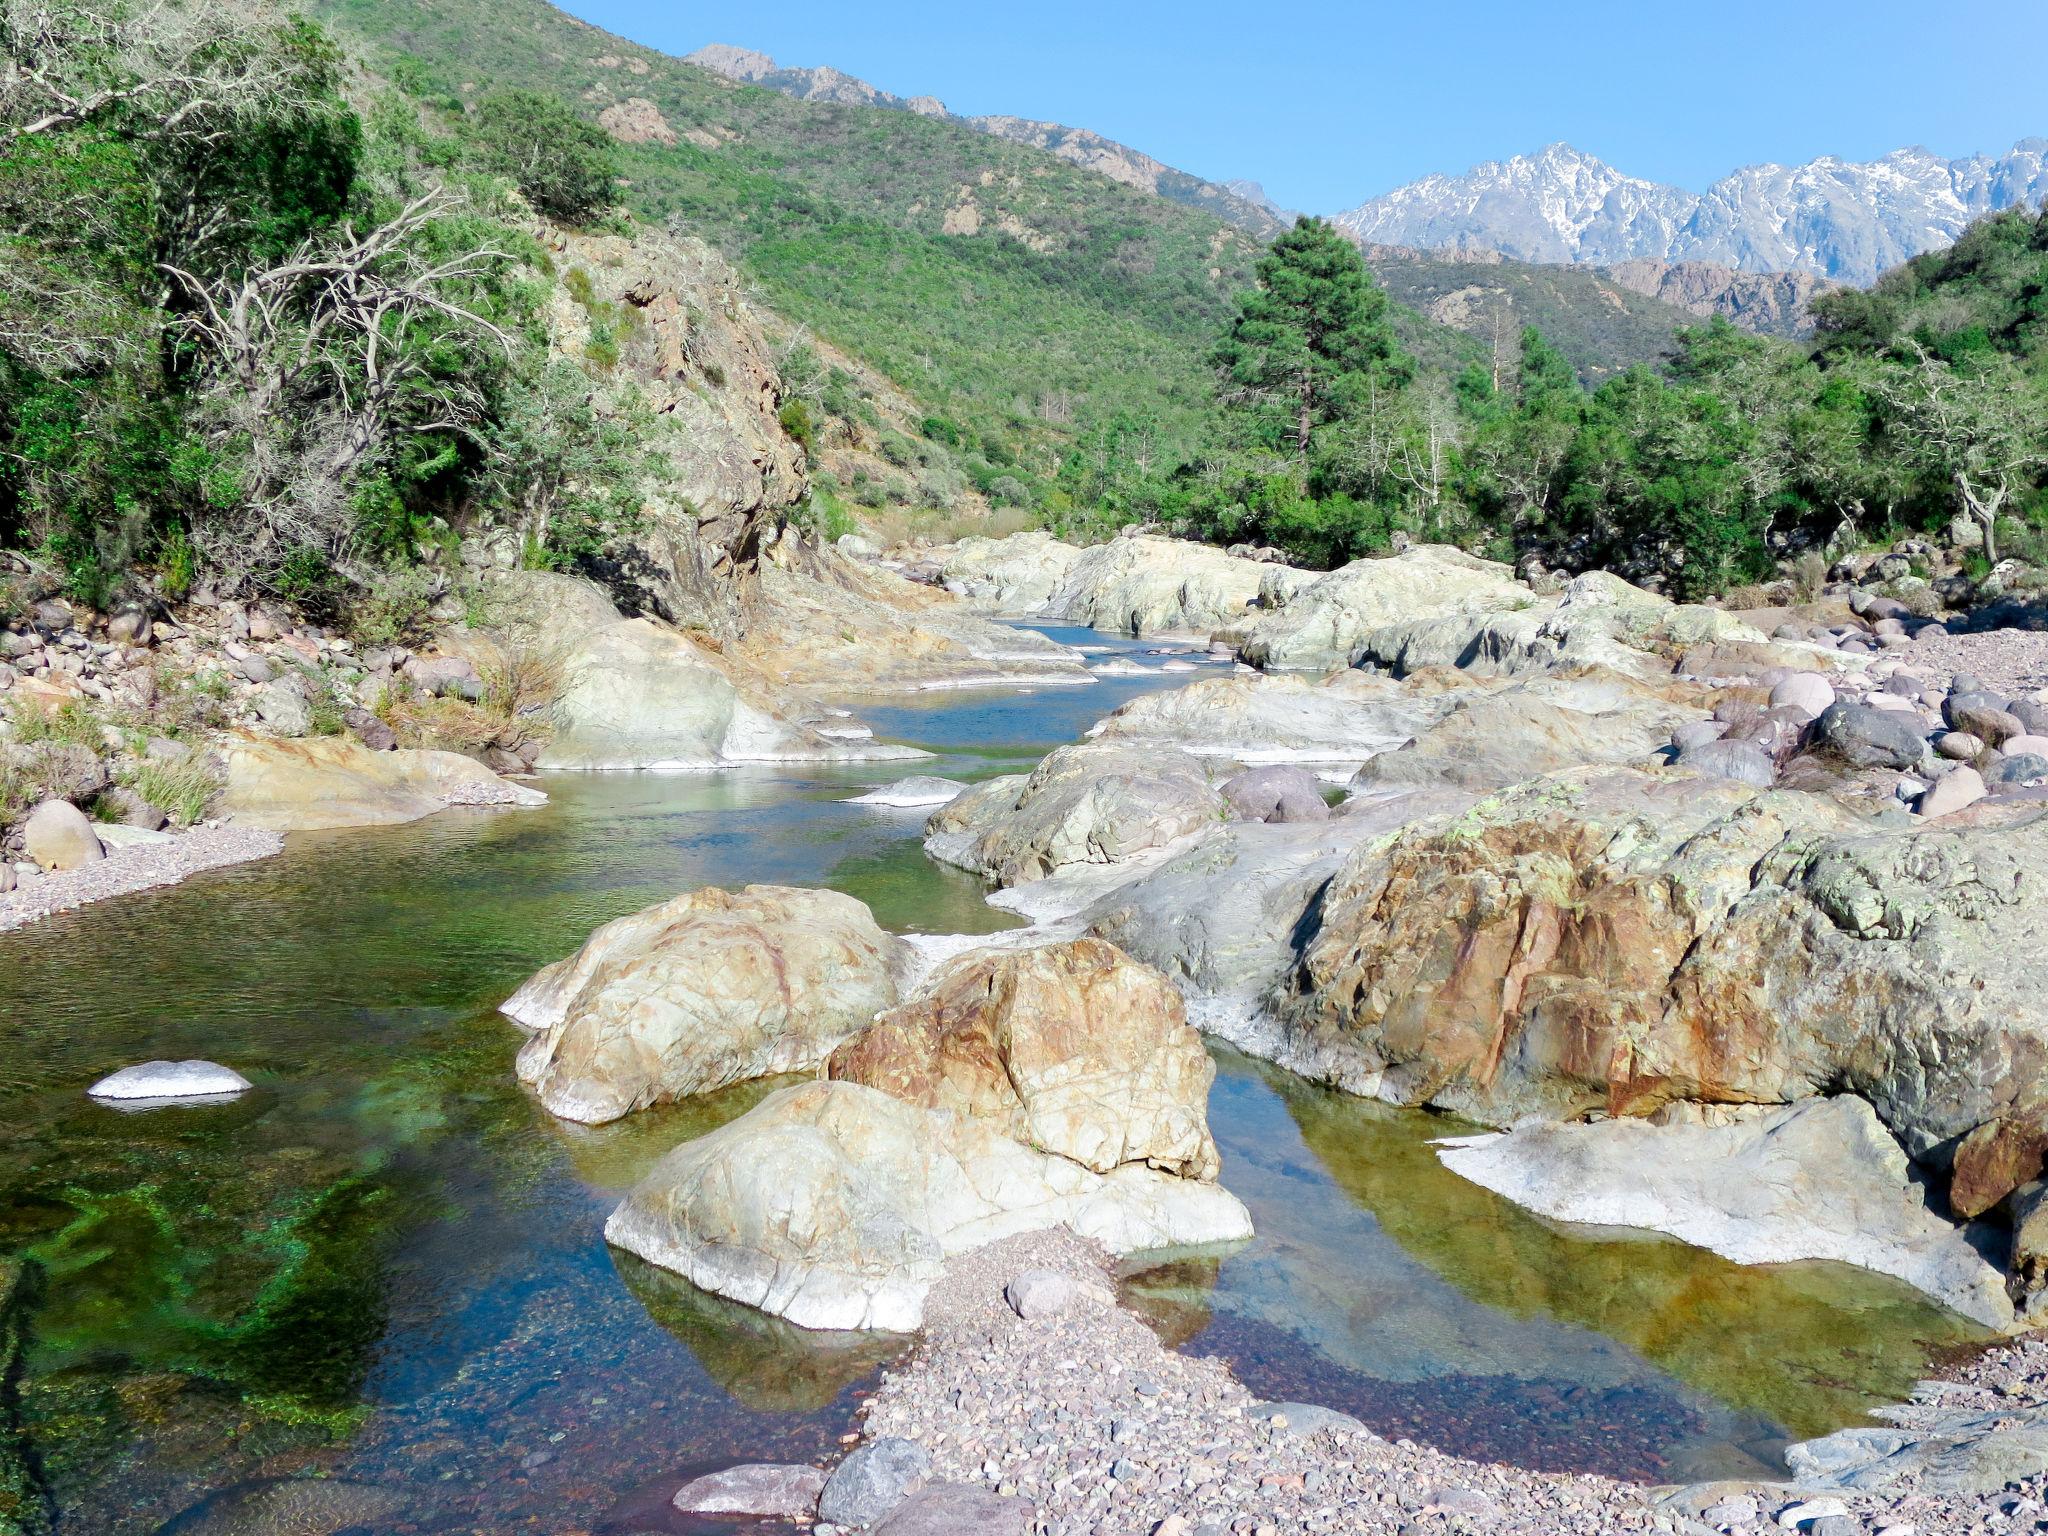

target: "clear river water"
[0,625,1985,1535]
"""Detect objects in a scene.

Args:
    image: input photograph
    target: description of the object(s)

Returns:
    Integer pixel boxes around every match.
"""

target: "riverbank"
[824,1231,2045,1536]
[0,823,283,934]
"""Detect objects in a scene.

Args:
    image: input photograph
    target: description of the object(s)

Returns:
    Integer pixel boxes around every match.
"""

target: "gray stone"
[1220,764,1329,824]
[1675,738,1776,788]
[1812,701,1930,771]
[1251,1401,1376,1441]
[1946,692,2024,746]
[88,1059,251,1101]
[2014,698,2048,735]
[1917,765,1986,818]
[104,787,168,830]
[818,1437,932,1528]
[1769,672,1836,720]
[1005,1269,1086,1319]
[107,605,152,646]
[1935,730,1984,760]
[21,798,102,871]
[672,1462,826,1519]
[1670,719,1729,753]
[252,676,312,736]
[343,707,398,752]
[1776,1496,1849,1528]
[872,1484,1032,1536]
[1991,752,2048,788]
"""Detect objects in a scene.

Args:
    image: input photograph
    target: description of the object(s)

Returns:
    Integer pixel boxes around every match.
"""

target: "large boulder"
[828,939,1219,1179]
[923,742,1222,887]
[1086,670,1449,770]
[1219,764,1329,823]
[540,617,917,770]
[506,885,913,1125]
[1053,534,1314,636]
[1437,1097,2015,1328]
[220,735,546,832]
[1811,700,1933,772]
[1351,670,1699,792]
[1285,767,1857,1117]
[1285,767,2048,1299]
[21,798,103,871]
[1236,545,1530,670]
[929,531,1084,614]
[605,1080,1253,1330]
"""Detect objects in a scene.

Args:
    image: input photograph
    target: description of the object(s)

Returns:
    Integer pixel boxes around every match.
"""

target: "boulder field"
[902,529,2048,1325]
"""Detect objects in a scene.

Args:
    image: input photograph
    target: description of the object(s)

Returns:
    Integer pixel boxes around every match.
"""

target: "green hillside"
[312,0,1258,491]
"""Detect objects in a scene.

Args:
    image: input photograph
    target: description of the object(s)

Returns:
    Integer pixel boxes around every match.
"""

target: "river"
[0,625,1982,1534]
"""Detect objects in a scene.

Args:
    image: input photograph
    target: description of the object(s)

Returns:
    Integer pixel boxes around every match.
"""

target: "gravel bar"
[0,824,284,933]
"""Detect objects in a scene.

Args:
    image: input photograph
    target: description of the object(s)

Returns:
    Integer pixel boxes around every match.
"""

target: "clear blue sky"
[557,0,2046,213]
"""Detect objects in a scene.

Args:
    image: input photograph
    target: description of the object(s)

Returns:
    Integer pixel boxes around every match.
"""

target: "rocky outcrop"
[828,939,1220,1179]
[1279,764,2048,1308]
[929,531,1083,615]
[540,615,919,770]
[1234,546,1532,670]
[924,742,1222,887]
[1053,535,1313,636]
[1087,669,1452,769]
[739,536,1091,694]
[1603,259,1834,336]
[544,227,806,640]
[604,1079,1252,1330]
[929,531,1311,637]
[506,885,913,1124]
[1437,1097,2016,1327]
[1351,668,1703,791]
[221,735,546,832]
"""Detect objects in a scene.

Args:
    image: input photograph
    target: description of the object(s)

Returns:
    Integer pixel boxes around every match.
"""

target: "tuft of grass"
[10,698,103,749]
[126,749,222,828]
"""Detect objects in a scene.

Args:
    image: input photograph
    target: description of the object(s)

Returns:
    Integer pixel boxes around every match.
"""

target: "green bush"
[463,90,617,224]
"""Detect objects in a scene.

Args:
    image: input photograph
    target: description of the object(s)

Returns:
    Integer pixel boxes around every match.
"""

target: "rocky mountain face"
[543,225,807,639]
[1601,259,1835,337]
[1336,139,2048,285]
[683,44,1285,238]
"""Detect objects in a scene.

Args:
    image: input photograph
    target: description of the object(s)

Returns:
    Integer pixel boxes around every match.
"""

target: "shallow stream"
[0,626,1983,1533]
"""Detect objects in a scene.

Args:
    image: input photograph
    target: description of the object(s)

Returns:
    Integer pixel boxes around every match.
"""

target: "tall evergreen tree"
[1211,217,1407,460]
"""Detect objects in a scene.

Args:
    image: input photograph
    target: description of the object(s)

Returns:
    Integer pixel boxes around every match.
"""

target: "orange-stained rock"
[830,938,1219,1180]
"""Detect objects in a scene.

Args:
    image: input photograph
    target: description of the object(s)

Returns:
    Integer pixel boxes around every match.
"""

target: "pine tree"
[1212,217,1408,460]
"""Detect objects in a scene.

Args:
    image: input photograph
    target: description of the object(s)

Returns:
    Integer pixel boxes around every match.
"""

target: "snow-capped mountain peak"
[1335,139,2048,283]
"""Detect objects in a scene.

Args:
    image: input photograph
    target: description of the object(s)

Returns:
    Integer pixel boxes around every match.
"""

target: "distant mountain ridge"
[684,43,1287,238]
[1335,140,2048,285]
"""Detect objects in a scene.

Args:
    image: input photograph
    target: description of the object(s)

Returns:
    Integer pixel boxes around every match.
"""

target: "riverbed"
[0,626,1984,1533]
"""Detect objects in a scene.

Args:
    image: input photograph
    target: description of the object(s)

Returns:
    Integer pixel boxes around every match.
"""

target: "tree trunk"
[1297,376,1313,460]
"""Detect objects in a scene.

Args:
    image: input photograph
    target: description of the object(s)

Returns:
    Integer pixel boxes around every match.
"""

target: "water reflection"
[1133,1050,1985,1482]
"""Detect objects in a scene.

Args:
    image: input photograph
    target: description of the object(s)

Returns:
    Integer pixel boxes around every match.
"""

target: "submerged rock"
[848,774,969,808]
[605,1080,1251,1330]
[671,1462,826,1519]
[156,1477,405,1535]
[507,885,912,1124]
[88,1060,252,1102]
[1436,1097,2015,1328]
[829,938,1220,1179]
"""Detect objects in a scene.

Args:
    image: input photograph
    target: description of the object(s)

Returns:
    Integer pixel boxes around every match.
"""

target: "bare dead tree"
[158,188,515,579]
